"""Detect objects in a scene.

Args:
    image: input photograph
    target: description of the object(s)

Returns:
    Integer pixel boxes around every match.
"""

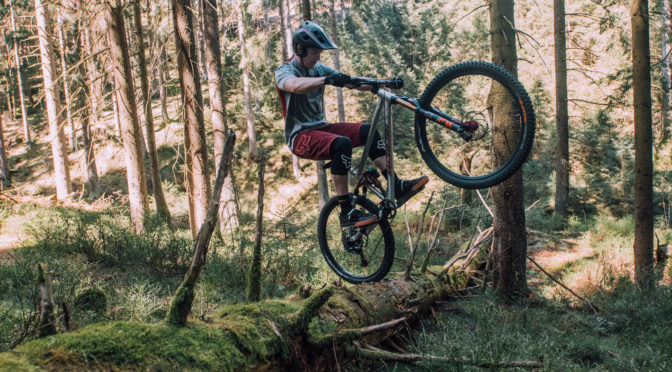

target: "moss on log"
[0,251,485,371]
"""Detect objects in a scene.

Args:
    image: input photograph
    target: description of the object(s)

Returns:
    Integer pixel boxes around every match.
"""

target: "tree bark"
[35,0,72,200]
[329,0,345,123]
[75,18,100,199]
[488,0,528,295]
[133,0,171,221]
[202,0,240,232]
[554,0,569,221]
[36,264,57,337]
[0,112,10,188]
[660,0,671,145]
[106,1,150,233]
[57,14,76,151]
[196,0,209,81]
[277,0,303,179]
[246,149,265,303]
[302,0,311,21]
[159,44,170,123]
[111,85,122,138]
[236,0,259,157]
[301,0,329,206]
[279,0,289,61]
[9,0,31,144]
[173,0,212,238]
[84,27,103,136]
[631,0,654,288]
[166,131,235,325]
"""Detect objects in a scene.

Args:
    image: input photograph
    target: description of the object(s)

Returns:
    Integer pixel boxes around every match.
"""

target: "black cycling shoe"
[340,208,379,228]
[395,175,429,207]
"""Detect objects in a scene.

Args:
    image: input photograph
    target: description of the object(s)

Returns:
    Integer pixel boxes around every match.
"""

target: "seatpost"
[383,93,394,201]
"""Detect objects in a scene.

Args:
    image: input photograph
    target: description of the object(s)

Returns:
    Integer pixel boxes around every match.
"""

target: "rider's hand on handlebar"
[324,72,351,88]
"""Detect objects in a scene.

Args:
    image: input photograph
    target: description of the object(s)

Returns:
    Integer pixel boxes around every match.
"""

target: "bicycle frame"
[353,89,397,203]
[351,87,468,207]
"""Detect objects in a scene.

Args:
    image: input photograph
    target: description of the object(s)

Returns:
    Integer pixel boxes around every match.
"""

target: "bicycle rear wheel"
[415,61,536,189]
[317,196,394,284]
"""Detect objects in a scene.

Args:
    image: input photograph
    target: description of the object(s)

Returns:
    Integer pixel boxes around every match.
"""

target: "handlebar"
[350,76,404,90]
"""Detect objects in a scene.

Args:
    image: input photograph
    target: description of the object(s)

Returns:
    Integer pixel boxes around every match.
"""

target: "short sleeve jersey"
[275,58,338,149]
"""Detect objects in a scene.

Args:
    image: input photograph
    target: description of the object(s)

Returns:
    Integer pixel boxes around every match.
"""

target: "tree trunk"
[236,0,259,157]
[302,0,311,21]
[133,0,171,221]
[57,15,76,151]
[75,18,100,199]
[0,112,10,188]
[278,0,303,179]
[301,0,329,206]
[632,0,654,288]
[246,149,265,303]
[36,264,57,337]
[106,1,150,233]
[488,0,528,295]
[196,0,209,81]
[111,86,122,138]
[84,28,103,135]
[264,0,272,65]
[554,0,569,221]
[9,0,31,144]
[279,0,289,61]
[159,45,170,123]
[284,0,294,58]
[166,131,235,325]
[329,0,345,123]
[202,0,240,232]
[173,0,212,238]
[36,0,72,200]
[660,0,671,145]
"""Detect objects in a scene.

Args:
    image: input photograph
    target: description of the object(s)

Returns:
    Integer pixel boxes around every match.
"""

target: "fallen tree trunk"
[0,227,497,371]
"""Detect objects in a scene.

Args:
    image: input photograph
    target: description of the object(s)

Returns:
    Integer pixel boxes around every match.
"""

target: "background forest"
[0,0,671,370]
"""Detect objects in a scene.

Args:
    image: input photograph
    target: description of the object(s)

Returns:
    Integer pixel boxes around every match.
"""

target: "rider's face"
[300,48,322,69]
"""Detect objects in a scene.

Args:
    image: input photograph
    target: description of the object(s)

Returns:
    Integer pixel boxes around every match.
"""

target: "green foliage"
[572,110,634,217]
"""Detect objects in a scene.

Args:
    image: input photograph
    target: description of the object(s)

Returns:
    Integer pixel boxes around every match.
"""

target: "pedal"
[394,176,429,208]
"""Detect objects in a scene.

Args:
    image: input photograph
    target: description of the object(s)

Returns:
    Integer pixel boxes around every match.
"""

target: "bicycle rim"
[317,196,394,284]
[415,61,536,189]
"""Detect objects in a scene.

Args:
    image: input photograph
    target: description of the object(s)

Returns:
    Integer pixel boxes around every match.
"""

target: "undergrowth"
[0,200,326,352]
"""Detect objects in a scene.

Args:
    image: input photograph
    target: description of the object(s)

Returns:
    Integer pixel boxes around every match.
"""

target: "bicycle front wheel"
[415,61,536,189]
[317,196,395,284]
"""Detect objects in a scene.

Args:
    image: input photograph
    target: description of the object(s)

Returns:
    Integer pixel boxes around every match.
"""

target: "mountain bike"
[317,61,536,284]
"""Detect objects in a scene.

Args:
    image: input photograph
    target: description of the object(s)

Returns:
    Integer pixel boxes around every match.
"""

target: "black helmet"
[292,21,337,57]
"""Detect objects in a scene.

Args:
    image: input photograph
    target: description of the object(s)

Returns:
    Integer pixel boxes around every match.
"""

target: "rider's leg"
[330,136,378,227]
[358,124,429,202]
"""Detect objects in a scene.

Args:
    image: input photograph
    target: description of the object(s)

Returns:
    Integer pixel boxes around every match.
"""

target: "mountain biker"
[275,21,428,228]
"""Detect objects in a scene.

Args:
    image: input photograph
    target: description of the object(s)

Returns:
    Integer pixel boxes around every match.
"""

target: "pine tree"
[106,1,150,232]
[632,0,654,288]
[489,0,528,295]
[35,0,72,200]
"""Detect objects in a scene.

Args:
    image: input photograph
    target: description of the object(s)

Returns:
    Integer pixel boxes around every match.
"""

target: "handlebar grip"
[386,77,403,89]
[350,76,404,90]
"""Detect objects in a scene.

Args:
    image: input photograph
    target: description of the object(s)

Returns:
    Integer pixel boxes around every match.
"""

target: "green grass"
[378,283,672,371]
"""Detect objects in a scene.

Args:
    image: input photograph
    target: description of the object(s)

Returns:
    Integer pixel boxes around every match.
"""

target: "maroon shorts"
[292,123,363,160]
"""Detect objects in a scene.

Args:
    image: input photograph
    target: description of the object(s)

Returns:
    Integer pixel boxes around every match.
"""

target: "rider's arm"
[281,76,370,93]
[283,76,327,94]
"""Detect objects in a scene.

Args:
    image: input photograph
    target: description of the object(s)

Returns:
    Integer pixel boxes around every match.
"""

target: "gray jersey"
[275,58,338,149]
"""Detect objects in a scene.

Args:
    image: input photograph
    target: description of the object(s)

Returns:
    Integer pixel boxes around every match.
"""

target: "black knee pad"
[330,137,352,175]
[359,123,386,160]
